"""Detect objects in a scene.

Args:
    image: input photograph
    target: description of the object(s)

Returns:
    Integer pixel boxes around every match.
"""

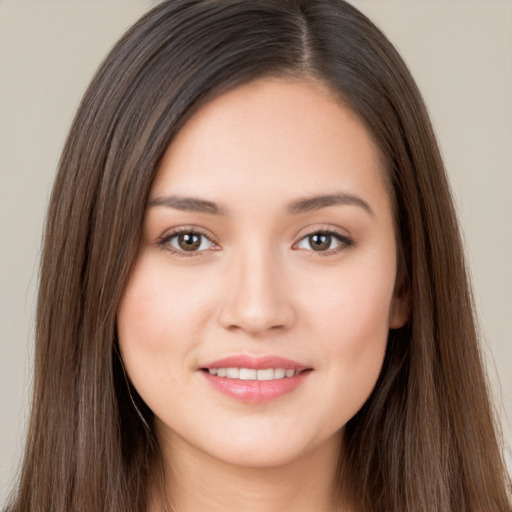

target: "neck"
[149,430,348,512]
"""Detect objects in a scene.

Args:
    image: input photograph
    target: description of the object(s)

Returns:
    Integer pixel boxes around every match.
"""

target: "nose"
[217,246,296,335]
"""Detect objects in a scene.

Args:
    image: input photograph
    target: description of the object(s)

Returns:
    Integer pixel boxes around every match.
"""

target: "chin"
[162,417,344,471]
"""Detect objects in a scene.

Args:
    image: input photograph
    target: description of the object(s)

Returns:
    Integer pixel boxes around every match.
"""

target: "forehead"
[150,77,388,212]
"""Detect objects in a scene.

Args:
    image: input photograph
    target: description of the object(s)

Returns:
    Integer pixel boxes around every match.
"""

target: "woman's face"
[117,77,407,469]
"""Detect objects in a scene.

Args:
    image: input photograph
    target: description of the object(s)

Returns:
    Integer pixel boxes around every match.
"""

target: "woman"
[7,0,511,511]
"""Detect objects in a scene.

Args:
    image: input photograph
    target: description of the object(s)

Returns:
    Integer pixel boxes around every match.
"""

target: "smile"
[206,368,299,380]
[200,355,312,403]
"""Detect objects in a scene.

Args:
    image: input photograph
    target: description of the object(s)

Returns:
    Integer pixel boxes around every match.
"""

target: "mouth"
[202,367,306,380]
[199,355,313,403]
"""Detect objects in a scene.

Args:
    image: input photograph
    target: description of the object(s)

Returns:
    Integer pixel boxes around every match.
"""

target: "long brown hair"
[9,1,511,511]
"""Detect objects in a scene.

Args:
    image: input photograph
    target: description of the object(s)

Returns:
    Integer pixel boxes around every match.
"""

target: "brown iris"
[309,233,332,251]
[177,233,202,251]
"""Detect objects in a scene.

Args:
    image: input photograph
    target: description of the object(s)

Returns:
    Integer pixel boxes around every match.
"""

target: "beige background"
[1,0,511,502]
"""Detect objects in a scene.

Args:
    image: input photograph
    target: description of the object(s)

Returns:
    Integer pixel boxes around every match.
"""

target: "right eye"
[160,230,217,255]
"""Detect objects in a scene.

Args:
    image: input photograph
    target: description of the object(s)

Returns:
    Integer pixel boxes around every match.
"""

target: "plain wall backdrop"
[1,0,511,502]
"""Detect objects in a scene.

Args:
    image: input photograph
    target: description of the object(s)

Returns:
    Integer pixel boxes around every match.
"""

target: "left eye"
[295,232,347,252]
[167,231,215,252]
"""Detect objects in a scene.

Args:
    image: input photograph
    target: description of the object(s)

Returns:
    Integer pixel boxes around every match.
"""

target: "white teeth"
[239,368,257,380]
[226,367,239,379]
[207,367,299,380]
[274,368,286,379]
[256,369,275,381]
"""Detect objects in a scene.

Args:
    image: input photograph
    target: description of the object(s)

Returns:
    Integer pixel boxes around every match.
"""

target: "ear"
[389,289,410,329]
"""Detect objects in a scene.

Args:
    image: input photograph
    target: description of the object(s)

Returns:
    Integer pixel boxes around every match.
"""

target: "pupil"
[310,233,331,251]
[178,233,201,251]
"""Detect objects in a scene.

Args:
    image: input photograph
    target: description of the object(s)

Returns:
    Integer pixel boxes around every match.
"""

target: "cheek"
[316,285,390,375]
[117,256,214,355]
[116,277,170,397]
[116,255,212,403]
[302,259,395,347]
[299,262,393,418]
[117,273,172,359]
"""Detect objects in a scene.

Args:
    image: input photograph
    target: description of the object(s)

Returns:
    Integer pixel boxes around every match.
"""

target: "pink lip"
[202,354,309,371]
[199,354,312,404]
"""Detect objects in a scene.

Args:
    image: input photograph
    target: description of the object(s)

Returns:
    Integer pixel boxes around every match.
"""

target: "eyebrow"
[288,193,375,217]
[148,195,225,215]
[148,192,374,217]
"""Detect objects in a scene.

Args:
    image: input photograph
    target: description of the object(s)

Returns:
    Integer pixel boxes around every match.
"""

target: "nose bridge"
[218,239,294,334]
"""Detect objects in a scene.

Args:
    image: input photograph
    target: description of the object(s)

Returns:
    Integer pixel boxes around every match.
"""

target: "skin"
[117,77,408,512]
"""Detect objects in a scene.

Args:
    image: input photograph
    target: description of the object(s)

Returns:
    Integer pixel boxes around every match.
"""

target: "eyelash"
[156,227,355,257]
[157,227,219,257]
[293,229,355,256]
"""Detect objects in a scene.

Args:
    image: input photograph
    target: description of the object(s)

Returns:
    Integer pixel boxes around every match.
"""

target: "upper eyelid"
[294,230,353,246]
[293,224,353,241]
[158,225,216,243]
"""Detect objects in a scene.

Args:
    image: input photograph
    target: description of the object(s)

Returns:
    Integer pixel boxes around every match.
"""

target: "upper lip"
[200,354,311,371]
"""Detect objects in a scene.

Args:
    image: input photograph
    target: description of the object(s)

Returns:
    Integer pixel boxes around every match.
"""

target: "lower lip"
[201,371,311,403]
